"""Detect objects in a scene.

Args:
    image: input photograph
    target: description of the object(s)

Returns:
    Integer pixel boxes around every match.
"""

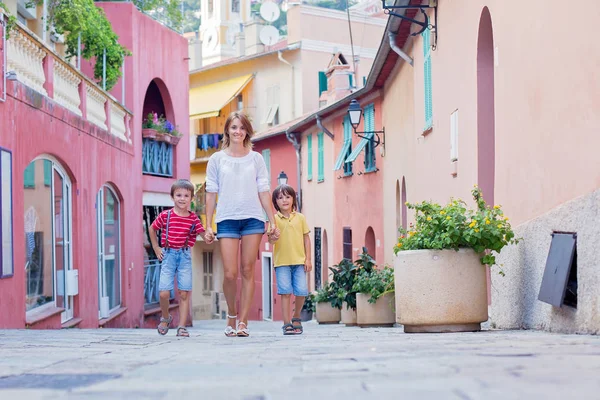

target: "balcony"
[3,21,132,144]
[142,138,173,177]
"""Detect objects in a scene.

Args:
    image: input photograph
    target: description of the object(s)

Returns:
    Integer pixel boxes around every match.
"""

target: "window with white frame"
[0,148,14,279]
[203,251,214,291]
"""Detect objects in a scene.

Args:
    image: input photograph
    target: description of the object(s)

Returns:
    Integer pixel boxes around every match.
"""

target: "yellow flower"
[446,216,451,220]
[485,219,491,225]
[475,229,479,232]
[469,221,476,228]
[504,217,509,221]
[427,216,432,221]
[405,202,409,206]
[397,243,402,247]
[493,205,500,209]
[497,224,502,228]
[440,211,446,215]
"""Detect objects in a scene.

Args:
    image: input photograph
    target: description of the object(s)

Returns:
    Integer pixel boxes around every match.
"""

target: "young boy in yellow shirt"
[269,184,312,335]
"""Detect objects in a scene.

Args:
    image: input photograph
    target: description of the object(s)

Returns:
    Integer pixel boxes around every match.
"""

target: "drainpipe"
[278,51,295,119]
[316,115,334,139]
[388,32,413,66]
[285,128,302,212]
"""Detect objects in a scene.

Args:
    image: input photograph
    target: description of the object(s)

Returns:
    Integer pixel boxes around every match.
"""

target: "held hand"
[270,227,281,241]
[305,262,313,272]
[154,247,164,261]
[204,228,215,244]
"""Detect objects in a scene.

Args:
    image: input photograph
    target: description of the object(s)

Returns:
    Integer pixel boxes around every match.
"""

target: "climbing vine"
[0,2,17,38]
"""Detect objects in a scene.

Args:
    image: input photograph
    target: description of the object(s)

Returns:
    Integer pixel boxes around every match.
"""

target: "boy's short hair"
[170,179,195,197]
[272,184,297,212]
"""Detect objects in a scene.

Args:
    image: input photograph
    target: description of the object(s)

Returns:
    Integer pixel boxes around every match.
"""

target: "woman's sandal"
[224,314,237,337]
[157,314,173,336]
[176,327,190,337]
[291,318,303,334]
[282,323,295,335]
[236,321,249,337]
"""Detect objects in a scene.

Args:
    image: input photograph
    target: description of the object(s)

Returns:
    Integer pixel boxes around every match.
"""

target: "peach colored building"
[336,0,600,334]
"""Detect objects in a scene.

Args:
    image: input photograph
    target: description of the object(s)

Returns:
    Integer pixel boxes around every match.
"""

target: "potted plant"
[393,185,520,333]
[314,283,341,324]
[352,265,395,327]
[300,292,315,322]
[142,113,158,139]
[330,258,359,326]
[157,118,182,146]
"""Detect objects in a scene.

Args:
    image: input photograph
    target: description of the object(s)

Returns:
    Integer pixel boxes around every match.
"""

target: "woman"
[204,111,278,337]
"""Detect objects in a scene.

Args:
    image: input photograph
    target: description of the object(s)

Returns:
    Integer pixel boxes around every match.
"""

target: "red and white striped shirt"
[151,209,205,249]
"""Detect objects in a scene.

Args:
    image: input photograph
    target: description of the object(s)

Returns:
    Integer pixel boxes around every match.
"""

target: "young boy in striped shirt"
[149,179,205,337]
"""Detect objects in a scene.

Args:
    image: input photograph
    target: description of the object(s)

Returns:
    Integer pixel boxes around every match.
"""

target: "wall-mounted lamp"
[346,99,385,149]
[277,170,288,186]
[381,0,438,48]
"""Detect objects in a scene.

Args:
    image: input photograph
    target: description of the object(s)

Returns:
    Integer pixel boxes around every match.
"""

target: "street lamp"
[346,100,385,149]
[277,170,288,186]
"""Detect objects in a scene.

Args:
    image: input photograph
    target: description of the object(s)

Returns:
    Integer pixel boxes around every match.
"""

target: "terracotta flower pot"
[169,135,181,146]
[394,248,488,333]
[316,302,340,324]
[356,292,395,327]
[341,301,357,326]
[142,128,157,139]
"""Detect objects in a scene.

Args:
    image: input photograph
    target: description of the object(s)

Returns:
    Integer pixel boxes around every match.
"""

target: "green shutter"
[318,71,327,96]
[307,134,313,181]
[364,104,376,172]
[423,29,433,130]
[317,132,324,182]
[262,149,271,186]
[348,74,354,88]
[343,117,353,176]
[24,163,35,188]
[43,160,52,186]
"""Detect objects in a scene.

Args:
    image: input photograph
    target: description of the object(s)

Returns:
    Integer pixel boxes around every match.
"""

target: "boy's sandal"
[236,321,250,337]
[157,314,173,336]
[224,314,237,337]
[282,323,296,335]
[176,327,190,337]
[291,318,303,334]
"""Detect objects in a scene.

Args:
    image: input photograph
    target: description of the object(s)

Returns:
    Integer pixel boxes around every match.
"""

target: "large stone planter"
[341,301,357,326]
[316,302,340,324]
[356,292,396,327]
[394,248,488,333]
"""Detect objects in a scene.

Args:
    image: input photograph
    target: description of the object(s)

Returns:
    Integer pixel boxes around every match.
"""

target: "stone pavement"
[0,320,599,399]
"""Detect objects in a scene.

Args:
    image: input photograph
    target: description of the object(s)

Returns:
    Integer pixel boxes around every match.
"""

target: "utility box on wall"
[66,269,79,296]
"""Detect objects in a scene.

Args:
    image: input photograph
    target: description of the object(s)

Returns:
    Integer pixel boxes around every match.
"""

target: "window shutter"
[307,134,313,181]
[317,132,324,182]
[423,29,433,130]
[318,71,327,96]
[24,163,35,188]
[43,160,52,186]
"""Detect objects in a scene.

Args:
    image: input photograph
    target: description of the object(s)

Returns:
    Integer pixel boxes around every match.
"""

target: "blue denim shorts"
[158,248,192,292]
[216,218,265,239]
[275,265,309,296]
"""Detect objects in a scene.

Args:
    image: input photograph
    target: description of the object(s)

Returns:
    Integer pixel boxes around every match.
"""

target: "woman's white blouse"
[205,150,270,223]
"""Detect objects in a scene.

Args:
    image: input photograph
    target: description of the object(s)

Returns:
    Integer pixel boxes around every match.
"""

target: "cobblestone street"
[1,320,599,399]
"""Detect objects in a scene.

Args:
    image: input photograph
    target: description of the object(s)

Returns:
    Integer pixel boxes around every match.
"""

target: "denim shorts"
[216,218,265,239]
[275,265,309,296]
[158,248,192,292]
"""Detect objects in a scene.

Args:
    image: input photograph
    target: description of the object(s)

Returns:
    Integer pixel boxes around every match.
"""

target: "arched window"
[97,184,122,317]
[365,227,376,259]
[24,157,73,322]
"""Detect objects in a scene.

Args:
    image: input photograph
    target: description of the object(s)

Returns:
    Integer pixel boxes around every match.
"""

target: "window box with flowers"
[142,113,183,146]
[393,186,520,333]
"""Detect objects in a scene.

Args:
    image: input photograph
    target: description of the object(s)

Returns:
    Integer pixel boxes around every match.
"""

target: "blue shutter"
[364,104,376,172]
[343,117,353,176]
[43,160,52,186]
[423,29,433,130]
[307,134,313,181]
[317,132,324,182]
[24,163,35,188]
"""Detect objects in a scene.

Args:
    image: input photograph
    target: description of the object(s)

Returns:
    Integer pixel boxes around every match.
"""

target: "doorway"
[97,185,121,318]
[261,253,273,320]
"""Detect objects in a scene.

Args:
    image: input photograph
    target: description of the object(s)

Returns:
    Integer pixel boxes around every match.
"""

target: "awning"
[189,74,254,120]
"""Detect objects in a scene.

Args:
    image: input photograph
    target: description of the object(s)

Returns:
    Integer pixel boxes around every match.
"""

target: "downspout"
[285,128,302,212]
[316,115,334,139]
[278,51,295,118]
[388,32,413,66]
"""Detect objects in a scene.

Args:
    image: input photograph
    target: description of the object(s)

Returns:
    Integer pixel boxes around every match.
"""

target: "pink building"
[0,3,190,329]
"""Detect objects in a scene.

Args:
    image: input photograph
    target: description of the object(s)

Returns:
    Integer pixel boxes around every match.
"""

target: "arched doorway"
[24,157,73,323]
[478,7,495,305]
[477,7,495,206]
[97,184,122,318]
[322,229,329,285]
[365,227,376,259]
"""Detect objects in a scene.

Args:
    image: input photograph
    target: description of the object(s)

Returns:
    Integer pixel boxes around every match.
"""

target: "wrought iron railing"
[142,138,173,177]
[143,259,174,305]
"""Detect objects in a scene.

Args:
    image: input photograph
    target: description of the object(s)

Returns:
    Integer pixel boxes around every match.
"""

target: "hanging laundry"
[196,135,202,151]
[201,134,210,151]
[212,133,220,149]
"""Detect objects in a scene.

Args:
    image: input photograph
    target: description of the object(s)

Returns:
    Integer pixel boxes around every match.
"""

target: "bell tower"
[200,0,252,65]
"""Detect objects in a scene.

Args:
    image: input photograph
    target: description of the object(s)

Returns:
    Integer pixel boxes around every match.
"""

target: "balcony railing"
[143,260,174,306]
[142,138,173,177]
[4,21,132,143]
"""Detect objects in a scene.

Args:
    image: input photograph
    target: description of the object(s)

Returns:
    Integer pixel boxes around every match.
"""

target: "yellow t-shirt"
[273,211,310,267]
